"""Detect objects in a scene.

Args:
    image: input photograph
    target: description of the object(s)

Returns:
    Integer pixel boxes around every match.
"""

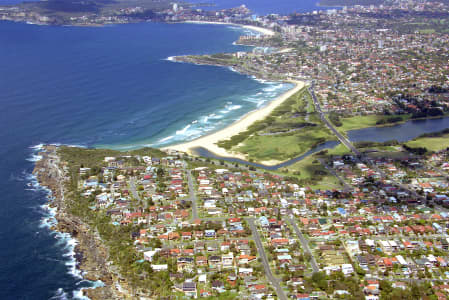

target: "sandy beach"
[163,80,306,163]
[183,20,275,36]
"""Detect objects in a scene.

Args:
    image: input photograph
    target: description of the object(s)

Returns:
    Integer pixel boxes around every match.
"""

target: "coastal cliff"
[33,145,129,299]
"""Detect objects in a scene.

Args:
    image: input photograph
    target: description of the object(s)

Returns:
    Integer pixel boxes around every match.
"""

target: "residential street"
[187,170,199,220]
[130,177,144,205]
[247,218,288,300]
[285,216,320,274]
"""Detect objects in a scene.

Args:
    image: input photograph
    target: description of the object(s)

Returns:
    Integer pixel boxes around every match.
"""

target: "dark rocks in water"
[33,145,127,299]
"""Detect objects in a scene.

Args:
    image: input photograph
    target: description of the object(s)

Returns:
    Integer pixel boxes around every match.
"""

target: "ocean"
[0,20,292,299]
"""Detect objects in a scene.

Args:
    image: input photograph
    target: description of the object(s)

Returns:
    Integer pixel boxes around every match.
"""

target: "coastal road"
[309,85,360,155]
[309,85,425,202]
[247,218,288,300]
[186,170,199,220]
[285,216,319,274]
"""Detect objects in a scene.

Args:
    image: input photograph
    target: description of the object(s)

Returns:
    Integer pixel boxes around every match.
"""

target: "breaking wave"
[153,81,293,147]
[26,145,101,299]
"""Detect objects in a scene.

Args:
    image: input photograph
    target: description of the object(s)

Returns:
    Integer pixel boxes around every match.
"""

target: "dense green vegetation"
[403,144,428,155]
[303,271,364,298]
[329,112,342,127]
[60,146,164,169]
[353,140,400,149]
[375,115,403,125]
[379,280,437,300]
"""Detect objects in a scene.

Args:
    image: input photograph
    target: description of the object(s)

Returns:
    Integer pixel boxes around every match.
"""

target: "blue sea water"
[0,20,293,299]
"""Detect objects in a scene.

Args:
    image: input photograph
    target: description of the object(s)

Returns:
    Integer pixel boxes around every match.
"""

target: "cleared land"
[219,88,336,164]
[283,154,343,189]
[337,114,410,132]
[406,133,449,152]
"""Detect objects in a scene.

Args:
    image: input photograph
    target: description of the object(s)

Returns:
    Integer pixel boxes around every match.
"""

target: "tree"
[311,271,327,291]
[156,167,164,178]
[380,280,393,297]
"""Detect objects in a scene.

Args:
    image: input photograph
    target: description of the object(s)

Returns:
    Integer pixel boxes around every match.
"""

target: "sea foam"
[153,80,293,147]
[27,146,102,298]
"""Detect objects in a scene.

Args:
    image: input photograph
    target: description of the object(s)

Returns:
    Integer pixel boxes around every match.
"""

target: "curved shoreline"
[163,80,306,165]
[182,20,276,36]
[162,21,302,165]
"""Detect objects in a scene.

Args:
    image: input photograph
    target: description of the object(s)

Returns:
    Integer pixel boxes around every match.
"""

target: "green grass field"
[338,115,381,131]
[325,143,351,156]
[276,154,343,190]
[236,125,334,162]
[338,114,410,132]
[406,133,449,152]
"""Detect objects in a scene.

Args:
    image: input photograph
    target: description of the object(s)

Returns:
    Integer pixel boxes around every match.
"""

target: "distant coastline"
[182,20,276,36]
[163,20,303,165]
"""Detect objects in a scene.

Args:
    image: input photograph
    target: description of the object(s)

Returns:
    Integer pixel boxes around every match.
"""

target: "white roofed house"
[341,263,354,276]
[215,169,228,175]
[222,252,234,269]
[365,239,376,250]
[96,192,112,208]
[345,240,361,258]
[379,240,392,254]
[151,264,168,271]
[396,255,407,266]
[144,249,160,262]
[239,267,253,277]
[181,281,197,298]
[389,240,398,251]
[198,274,207,284]
[203,199,216,209]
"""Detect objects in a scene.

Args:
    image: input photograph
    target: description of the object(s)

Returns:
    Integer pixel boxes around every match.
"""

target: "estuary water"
[195,117,449,170]
[347,117,449,143]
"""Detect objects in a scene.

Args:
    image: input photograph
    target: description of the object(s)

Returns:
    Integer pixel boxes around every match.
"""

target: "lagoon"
[196,117,449,170]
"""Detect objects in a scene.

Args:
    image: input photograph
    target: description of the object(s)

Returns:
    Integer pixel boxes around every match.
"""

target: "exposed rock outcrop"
[33,145,129,299]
